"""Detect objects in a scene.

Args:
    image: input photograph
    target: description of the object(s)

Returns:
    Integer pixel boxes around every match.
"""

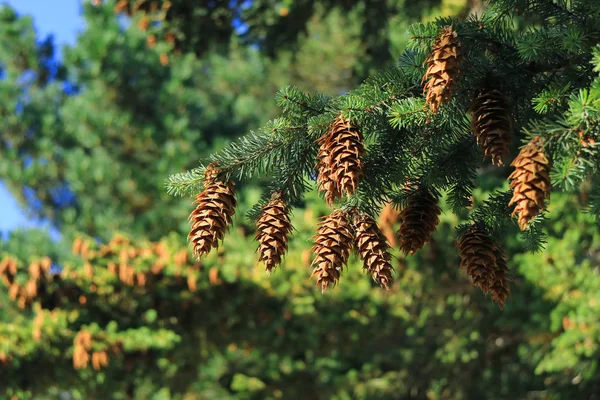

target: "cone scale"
[490,247,511,309]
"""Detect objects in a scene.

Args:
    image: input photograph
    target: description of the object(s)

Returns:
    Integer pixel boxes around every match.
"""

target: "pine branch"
[165,166,206,197]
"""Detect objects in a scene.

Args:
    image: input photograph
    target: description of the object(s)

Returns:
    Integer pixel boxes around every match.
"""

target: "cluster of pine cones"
[187,26,553,309]
[72,330,118,371]
[101,0,176,65]
[0,257,54,309]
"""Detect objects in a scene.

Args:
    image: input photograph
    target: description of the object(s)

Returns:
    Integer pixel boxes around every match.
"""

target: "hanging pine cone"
[508,136,551,230]
[490,246,511,309]
[311,209,353,292]
[398,189,441,255]
[470,89,513,166]
[353,213,394,289]
[188,164,237,259]
[316,115,364,205]
[255,193,293,274]
[457,225,497,294]
[422,26,462,114]
[379,202,400,248]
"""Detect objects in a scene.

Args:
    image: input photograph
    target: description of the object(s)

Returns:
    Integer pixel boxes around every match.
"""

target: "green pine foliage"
[169,0,600,250]
[4,189,600,399]
[0,0,444,240]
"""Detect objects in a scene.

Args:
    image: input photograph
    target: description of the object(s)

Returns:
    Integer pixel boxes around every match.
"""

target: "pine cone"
[255,193,293,274]
[422,26,462,114]
[114,0,130,14]
[311,209,353,292]
[470,89,513,166]
[378,202,400,247]
[490,246,511,309]
[398,189,441,255]
[188,164,237,259]
[353,213,394,289]
[508,136,551,230]
[316,115,364,205]
[458,225,497,294]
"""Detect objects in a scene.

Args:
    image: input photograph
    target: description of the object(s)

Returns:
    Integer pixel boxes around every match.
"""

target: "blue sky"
[0,0,82,235]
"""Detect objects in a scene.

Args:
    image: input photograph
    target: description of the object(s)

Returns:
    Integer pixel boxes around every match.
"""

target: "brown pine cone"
[457,225,498,294]
[470,89,513,166]
[490,246,511,309]
[311,209,354,292]
[378,202,400,248]
[188,164,237,259]
[316,115,364,205]
[353,213,394,289]
[114,0,130,14]
[508,136,551,230]
[255,193,293,274]
[422,26,462,114]
[398,189,441,255]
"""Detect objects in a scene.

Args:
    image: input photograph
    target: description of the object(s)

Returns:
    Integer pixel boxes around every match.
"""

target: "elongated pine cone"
[188,164,237,258]
[353,213,394,289]
[422,26,462,114]
[490,246,511,309]
[458,225,498,294]
[316,115,364,205]
[398,189,441,255]
[470,89,513,166]
[255,193,293,274]
[508,136,551,230]
[311,209,353,292]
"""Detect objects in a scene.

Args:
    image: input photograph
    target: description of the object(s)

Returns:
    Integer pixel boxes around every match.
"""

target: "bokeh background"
[0,0,80,236]
[1,1,599,399]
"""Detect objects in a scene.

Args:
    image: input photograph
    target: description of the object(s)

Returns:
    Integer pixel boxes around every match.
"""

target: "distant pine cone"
[255,193,293,274]
[147,34,157,48]
[316,115,364,205]
[422,26,462,114]
[138,16,150,32]
[114,0,130,14]
[188,164,236,259]
[457,225,497,294]
[470,89,513,166]
[398,189,441,255]
[91,351,109,371]
[160,53,169,66]
[490,246,511,309]
[353,213,394,289]
[508,136,551,230]
[165,32,176,45]
[378,202,400,247]
[311,209,353,292]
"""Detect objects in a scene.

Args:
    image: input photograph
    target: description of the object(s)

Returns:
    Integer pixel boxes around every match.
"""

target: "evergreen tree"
[169,0,600,308]
[0,0,452,239]
[7,0,600,399]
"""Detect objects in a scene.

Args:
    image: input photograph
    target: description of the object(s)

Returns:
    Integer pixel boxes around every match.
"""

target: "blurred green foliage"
[2,189,600,399]
[2,0,600,399]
